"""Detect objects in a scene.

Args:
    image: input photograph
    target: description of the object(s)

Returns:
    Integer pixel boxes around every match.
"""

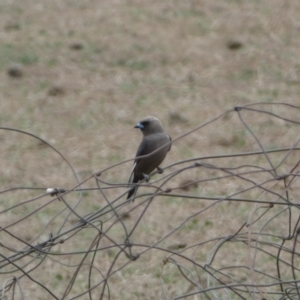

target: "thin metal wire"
[1,103,300,299]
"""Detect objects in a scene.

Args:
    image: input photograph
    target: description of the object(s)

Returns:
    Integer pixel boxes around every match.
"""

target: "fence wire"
[1,102,300,300]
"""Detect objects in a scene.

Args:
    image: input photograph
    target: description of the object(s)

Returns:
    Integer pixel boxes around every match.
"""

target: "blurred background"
[1,0,299,181]
[1,1,300,299]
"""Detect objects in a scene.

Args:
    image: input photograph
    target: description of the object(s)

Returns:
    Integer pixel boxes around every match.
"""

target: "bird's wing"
[167,134,172,152]
[128,161,137,184]
[127,161,139,200]
[135,138,150,159]
[128,138,150,186]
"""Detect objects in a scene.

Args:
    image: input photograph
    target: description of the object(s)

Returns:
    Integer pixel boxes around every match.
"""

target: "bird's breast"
[135,133,170,177]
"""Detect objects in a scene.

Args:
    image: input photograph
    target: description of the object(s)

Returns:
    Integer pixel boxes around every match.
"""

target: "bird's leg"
[142,173,150,182]
[157,167,164,174]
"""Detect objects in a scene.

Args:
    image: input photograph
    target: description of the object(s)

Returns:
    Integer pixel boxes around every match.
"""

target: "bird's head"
[134,116,164,135]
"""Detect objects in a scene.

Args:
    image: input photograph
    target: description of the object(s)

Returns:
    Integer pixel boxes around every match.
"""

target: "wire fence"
[1,102,300,300]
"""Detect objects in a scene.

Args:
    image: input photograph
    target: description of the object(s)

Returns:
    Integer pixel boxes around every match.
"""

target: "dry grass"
[1,0,300,299]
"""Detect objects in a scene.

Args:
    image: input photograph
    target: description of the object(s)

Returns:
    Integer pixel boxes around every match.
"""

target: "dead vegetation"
[1,0,300,299]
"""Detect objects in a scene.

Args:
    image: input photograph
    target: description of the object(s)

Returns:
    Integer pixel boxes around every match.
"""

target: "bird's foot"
[142,173,150,182]
[157,167,164,174]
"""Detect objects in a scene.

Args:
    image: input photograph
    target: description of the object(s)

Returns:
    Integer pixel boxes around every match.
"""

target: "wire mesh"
[1,102,300,299]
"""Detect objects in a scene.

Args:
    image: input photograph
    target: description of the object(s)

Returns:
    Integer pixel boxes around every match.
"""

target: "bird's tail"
[127,184,138,200]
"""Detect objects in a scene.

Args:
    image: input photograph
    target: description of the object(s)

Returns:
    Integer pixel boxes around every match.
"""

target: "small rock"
[48,86,65,96]
[227,40,243,50]
[7,63,23,78]
[70,43,84,50]
[120,213,130,220]
[179,179,198,191]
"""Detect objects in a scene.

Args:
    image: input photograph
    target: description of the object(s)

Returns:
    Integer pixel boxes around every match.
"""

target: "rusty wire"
[1,102,300,299]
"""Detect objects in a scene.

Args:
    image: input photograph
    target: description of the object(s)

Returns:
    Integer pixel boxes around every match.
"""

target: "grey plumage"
[127,116,171,200]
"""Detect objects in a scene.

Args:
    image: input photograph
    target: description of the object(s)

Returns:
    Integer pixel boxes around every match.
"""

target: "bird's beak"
[134,123,144,129]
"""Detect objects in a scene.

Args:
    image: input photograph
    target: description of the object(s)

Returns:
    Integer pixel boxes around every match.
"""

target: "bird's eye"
[142,121,149,126]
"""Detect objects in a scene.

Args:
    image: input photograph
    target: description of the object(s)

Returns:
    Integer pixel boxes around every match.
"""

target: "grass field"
[1,1,300,299]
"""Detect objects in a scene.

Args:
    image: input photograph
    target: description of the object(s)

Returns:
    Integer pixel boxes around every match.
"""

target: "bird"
[127,116,172,200]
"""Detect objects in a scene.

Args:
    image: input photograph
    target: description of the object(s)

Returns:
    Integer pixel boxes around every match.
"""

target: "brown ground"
[1,0,300,299]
